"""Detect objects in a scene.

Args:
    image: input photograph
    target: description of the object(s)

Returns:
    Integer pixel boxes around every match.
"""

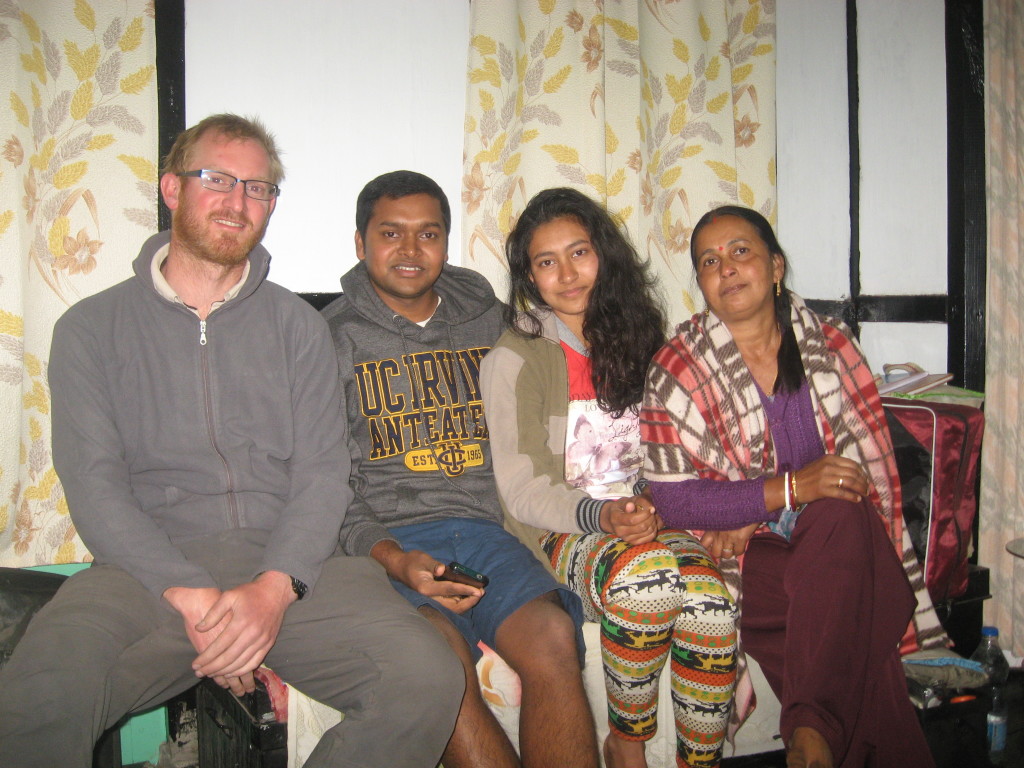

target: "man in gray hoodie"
[323,170,600,767]
[0,116,462,768]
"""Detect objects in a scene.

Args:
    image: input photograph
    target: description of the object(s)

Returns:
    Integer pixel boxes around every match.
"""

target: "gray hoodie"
[49,230,352,597]
[322,261,505,556]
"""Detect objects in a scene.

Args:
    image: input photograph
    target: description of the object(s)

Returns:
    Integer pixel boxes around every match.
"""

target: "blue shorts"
[388,517,585,663]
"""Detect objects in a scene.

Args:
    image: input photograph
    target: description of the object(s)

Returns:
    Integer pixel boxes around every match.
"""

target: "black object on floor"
[195,677,287,768]
[917,691,990,767]
[723,667,1024,767]
[723,749,786,767]
[0,566,67,670]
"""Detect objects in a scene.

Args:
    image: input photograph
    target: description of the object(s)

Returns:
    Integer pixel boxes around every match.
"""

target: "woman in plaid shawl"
[641,206,939,768]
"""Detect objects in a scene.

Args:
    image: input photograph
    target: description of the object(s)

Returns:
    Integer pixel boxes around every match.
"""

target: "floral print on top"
[561,342,642,500]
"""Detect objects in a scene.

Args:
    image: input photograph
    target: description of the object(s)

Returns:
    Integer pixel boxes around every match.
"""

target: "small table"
[1007,538,1024,558]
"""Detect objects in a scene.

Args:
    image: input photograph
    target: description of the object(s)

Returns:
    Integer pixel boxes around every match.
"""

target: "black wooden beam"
[846,0,862,331]
[155,0,186,231]
[297,292,343,312]
[805,295,948,327]
[945,0,987,391]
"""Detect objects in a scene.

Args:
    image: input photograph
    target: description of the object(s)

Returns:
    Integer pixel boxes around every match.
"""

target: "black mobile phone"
[435,561,489,589]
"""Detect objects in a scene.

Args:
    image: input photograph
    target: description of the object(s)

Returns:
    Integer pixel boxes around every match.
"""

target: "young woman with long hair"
[481,188,737,768]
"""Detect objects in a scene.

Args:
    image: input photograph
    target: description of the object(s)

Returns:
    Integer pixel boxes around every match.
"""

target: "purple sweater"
[650,378,825,530]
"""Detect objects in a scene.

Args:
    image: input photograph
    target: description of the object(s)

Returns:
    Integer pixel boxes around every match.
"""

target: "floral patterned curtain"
[979,0,1023,656]
[462,0,776,323]
[0,0,158,567]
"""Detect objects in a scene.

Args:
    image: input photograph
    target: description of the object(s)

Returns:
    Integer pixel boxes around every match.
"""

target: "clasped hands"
[600,494,662,545]
[163,569,295,697]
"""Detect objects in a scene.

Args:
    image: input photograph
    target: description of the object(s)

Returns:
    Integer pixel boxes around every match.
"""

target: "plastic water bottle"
[987,687,1008,764]
[970,626,1010,763]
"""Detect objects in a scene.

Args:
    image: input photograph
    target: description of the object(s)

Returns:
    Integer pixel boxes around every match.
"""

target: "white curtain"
[0,0,158,567]
[462,0,777,325]
[979,0,1024,656]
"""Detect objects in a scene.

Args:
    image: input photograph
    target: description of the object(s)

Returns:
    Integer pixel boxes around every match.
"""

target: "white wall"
[777,0,949,375]
[857,0,947,298]
[184,0,470,292]
[185,0,950,374]
[776,0,850,301]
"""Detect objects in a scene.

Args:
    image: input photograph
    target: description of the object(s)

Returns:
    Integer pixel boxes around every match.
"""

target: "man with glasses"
[0,114,462,768]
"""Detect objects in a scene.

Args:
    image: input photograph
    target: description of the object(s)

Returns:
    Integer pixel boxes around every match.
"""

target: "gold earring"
[702,307,709,317]
[775,281,781,297]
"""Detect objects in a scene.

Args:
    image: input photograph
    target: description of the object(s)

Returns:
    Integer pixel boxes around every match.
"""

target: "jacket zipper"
[198,316,239,527]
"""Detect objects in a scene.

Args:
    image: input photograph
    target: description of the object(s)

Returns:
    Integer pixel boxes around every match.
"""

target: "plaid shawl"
[642,293,947,728]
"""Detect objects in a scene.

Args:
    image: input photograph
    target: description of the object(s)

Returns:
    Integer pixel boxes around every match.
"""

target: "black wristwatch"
[290,576,308,601]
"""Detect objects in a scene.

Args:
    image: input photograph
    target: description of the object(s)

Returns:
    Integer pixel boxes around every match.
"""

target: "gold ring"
[838,477,844,489]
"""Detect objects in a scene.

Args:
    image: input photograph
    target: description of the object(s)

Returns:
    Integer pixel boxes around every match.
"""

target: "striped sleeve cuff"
[575,497,605,533]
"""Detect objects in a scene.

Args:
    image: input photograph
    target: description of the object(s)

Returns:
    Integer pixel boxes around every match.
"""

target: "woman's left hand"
[701,522,760,560]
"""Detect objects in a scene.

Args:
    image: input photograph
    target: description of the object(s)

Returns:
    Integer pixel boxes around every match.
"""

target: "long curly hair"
[504,187,666,417]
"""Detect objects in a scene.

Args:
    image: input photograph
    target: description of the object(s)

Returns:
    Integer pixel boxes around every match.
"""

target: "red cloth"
[254,667,289,723]
[562,342,594,400]
[740,497,934,767]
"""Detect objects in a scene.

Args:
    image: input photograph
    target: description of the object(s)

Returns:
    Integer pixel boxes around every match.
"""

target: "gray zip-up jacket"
[322,261,505,557]
[49,230,352,598]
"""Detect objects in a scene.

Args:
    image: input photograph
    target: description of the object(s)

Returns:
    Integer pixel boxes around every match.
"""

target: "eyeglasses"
[178,169,280,201]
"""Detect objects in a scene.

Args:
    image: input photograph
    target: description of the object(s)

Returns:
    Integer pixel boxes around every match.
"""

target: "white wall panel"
[856,0,947,296]
[184,0,471,291]
[776,0,850,301]
[860,322,948,377]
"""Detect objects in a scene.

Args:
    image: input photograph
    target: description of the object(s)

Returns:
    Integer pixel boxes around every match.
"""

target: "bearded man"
[0,115,462,768]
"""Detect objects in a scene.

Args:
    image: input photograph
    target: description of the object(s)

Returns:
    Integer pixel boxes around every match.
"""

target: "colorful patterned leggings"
[542,529,737,768]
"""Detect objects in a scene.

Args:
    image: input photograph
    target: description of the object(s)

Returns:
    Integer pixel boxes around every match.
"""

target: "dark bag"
[883,398,985,605]
[0,567,68,669]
